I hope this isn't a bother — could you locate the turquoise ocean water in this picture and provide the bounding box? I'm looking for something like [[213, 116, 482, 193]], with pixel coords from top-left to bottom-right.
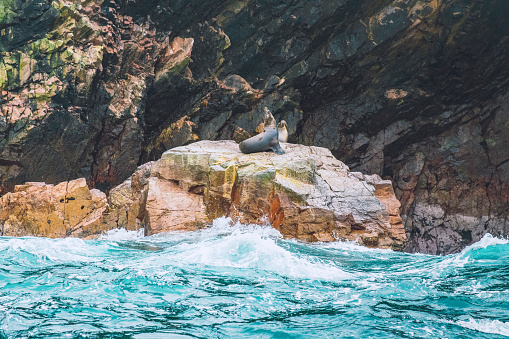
[[1, 217, 508, 338]]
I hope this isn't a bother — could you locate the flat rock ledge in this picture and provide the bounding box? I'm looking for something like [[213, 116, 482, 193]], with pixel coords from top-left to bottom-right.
[[0, 141, 406, 249]]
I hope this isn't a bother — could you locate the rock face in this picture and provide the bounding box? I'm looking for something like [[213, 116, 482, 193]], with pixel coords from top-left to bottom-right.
[[0, 0, 508, 253], [0, 178, 110, 238], [108, 140, 406, 249]]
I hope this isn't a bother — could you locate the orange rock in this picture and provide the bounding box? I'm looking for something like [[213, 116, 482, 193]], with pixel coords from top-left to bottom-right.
[[143, 177, 209, 235], [0, 178, 110, 238]]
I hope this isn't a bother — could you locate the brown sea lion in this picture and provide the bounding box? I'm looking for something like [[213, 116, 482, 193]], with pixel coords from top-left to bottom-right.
[[278, 120, 288, 143]]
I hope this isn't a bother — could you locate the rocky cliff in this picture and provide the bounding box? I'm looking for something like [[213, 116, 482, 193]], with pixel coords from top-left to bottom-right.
[[0, 0, 508, 254]]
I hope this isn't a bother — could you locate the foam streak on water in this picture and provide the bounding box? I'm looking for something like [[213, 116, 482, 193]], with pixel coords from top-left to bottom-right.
[[0, 218, 508, 338]]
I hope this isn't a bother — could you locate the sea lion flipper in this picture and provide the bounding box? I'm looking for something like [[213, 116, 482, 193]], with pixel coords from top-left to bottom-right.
[[272, 144, 285, 155]]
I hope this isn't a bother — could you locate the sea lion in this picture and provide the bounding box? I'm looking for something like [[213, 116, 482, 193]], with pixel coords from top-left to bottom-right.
[[263, 107, 277, 128], [277, 120, 288, 143], [255, 108, 276, 133], [239, 126, 285, 155]]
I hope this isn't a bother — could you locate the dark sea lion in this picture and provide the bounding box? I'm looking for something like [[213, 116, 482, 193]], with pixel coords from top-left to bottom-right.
[[239, 126, 285, 155], [278, 120, 288, 143], [263, 107, 277, 128]]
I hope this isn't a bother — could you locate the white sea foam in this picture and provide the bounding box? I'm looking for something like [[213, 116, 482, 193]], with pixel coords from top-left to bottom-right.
[[0, 237, 103, 263], [434, 233, 509, 272], [462, 233, 509, 251], [160, 217, 352, 281], [202, 216, 283, 239], [433, 252, 470, 272], [317, 238, 396, 256], [318, 239, 375, 251], [99, 228, 145, 241], [456, 318, 509, 336]]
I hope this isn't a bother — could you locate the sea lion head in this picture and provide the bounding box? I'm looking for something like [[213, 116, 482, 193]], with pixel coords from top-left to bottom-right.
[[263, 107, 277, 128]]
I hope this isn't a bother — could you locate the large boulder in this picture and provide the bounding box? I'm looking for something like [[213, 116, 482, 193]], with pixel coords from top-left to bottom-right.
[[0, 178, 110, 238], [109, 140, 406, 249]]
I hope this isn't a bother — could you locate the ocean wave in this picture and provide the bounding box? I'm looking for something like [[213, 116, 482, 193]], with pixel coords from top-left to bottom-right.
[[431, 233, 509, 272], [139, 217, 352, 281], [99, 227, 146, 241], [456, 318, 509, 337], [464, 233, 509, 250], [0, 237, 106, 263], [1, 222, 508, 338], [453, 233, 509, 263]]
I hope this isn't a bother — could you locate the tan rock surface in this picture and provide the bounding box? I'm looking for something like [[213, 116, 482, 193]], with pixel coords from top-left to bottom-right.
[[0, 178, 111, 238]]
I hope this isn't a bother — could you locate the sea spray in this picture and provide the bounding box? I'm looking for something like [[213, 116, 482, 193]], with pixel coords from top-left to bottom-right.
[[0, 221, 508, 338]]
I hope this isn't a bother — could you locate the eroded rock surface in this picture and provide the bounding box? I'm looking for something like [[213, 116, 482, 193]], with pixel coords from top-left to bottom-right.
[[0, 178, 110, 238], [107, 141, 406, 249]]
